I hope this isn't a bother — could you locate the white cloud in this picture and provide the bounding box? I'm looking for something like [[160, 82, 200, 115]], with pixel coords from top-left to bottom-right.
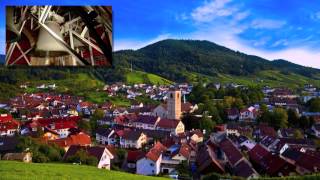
[[234, 11, 250, 21], [115, 0, 320, 69], [191, 0, 235, 23], [251, 19, 286, 29], [114, 34, 172, 51], [175, 13, 189, 21], [186, 27, 320, 68], [311, 11, 320, 20], [271, 39, 289, 47]]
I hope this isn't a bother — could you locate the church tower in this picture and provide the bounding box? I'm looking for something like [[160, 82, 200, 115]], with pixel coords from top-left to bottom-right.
[[167, 89, 181, 120]]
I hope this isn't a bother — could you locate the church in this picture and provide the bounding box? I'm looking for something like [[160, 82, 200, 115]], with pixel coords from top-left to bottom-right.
[[152, 89, 198, 120]]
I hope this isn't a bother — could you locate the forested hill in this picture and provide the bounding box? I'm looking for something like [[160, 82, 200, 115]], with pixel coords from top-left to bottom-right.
[[114, 39, 320, 82], [1, 39, 320, 87]]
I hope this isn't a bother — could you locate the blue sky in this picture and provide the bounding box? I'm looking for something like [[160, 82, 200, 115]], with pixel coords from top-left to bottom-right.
[[0, 0, 320, 68]]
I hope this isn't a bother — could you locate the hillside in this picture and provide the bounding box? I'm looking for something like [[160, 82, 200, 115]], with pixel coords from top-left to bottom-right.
[[1, 39, 320, 94], [114, 39, 320, 86], [0, 161, 166, 180], [126, 70, 173, 85]]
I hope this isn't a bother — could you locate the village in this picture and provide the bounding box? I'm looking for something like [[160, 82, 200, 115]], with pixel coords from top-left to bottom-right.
[[0, 82, 320, 179]]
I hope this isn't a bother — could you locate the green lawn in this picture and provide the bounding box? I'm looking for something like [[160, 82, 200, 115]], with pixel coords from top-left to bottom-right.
[[126, 70, 173, 85], [0, 161, 167, 180], [189, 70, 320, 88]]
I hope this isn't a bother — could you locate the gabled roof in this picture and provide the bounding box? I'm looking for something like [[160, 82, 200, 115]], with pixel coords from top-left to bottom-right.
[[0, 114, 20, 131], [219, 139, 243, 166], [261, 153, 288, 175], [96, 128, 112, 137], [295, 152, 320, 172], [122, 130, 145, 141], [145, 142, 167, 162], [177, 143, 191, 158], [157, 118, 180, 129], [248, 144, 269, 165], [63, 145, 113, 162], [196, 144, 225, 174], [50, 132, 91, 148], [133, 115, 159, 125], [233, 160, 257, 178], [257, 124, 277, 137]]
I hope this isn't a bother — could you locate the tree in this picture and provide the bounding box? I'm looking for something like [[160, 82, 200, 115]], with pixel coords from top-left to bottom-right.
[[298, 116, 311, 129], [199, 114, 215, 134], [309, 98, 320, 112], [33, 152, 49, 163], [66, 149, 98, 166], [176, 160, 191, 177], [270, 108, 288, 129], [287, 109, 299, 127], [293, 130, 304, 139], [90, 109, 105, 135], [258, 104, 271, 124], [77, 119, 91, 132]]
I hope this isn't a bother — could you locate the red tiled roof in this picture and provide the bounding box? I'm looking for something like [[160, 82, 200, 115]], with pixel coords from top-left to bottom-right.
[[248, 144, 269, 165], [146, 142, 167, 162], [178, 143, 191, 158], [261, 153, 287, 175], [50, 132, 91, 148], [0, 114, 13, 122], [295, 153, 320, 172], [157, 118, 180, 129], [133, 115, 159, 125], [219, 139, 243, 166], [0, 114, 20, 132], [258, 124, 277, 137]]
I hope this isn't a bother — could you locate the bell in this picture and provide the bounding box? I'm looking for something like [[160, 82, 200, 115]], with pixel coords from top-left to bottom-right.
[[34, 21, 69, 57], [6, 7, 21, 43]]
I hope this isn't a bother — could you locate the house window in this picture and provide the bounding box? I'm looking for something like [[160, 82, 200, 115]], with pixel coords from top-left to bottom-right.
[[150, 163, 154, 167], [170, 93, 173, 99]]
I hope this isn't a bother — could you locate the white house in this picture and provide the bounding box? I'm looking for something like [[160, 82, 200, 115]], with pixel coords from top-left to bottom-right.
[[156, 119, 185, 135], [136, 142, 167, 175], [239, 107, 257, 121], [132, 115, 160, 130], [96, 128, 114, 145], [120, 130, 147, 149]]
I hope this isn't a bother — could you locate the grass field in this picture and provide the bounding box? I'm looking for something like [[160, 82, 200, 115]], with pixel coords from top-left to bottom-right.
[[126, 70, 173, 85], [188, 70, 320, 88], [0, 161, 166, 180]]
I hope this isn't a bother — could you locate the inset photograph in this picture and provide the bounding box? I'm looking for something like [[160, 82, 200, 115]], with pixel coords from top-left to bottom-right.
[[5, 6, 112, 66]]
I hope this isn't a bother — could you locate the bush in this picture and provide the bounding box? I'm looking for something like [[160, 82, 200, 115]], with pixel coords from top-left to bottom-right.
[[33, 152, 49, 163], [65, 149, 98, 166]]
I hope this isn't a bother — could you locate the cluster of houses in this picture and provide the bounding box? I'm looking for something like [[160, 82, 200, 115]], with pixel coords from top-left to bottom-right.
[[1, 83, 320, 179], [103, 83, 192, 101], [197, 123, 320, 178]]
